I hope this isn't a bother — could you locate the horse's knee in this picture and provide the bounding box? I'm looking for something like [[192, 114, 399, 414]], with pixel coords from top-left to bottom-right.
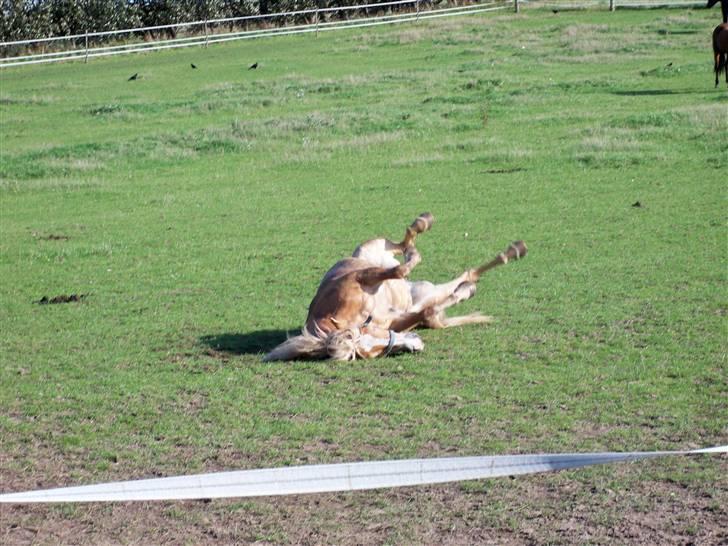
[[422, 307, 446, 329]]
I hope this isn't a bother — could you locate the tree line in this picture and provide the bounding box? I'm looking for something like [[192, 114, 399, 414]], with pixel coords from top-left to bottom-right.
[[1, 0, 420, 43]]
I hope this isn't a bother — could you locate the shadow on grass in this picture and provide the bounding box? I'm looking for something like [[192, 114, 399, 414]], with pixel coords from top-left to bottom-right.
[[200, 329, 295, 355], [611, 90, 675, 96], [656, 29, 699, 35], [611, 89, 702, 96]]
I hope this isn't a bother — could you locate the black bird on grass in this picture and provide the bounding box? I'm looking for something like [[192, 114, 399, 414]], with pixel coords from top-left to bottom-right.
[[191, 63, 197, 69], [128, 73, 138, 81], [249, 62, 258, 70]]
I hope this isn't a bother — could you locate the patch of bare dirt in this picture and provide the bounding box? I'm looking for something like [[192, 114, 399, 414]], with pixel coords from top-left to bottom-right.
[[35, 294, 87, 305]]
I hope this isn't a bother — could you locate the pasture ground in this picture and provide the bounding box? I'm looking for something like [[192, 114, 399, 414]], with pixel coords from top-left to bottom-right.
[[1, 6, 727, 545]]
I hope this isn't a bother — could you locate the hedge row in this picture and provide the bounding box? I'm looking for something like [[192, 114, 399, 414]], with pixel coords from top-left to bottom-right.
[[1, 0, 416, 43]]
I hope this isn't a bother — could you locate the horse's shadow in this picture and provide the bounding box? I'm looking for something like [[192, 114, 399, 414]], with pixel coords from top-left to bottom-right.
[[200, 329, 295, 356]]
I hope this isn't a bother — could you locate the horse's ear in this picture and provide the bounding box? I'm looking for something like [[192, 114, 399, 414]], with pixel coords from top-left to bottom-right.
[[263, 333, 327, 361]]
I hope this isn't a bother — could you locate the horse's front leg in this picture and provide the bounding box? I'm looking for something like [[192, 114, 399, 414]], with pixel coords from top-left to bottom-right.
[[356, 245, 422, 288], [717, 53, 721, 87], [352, 213, 433, 266]]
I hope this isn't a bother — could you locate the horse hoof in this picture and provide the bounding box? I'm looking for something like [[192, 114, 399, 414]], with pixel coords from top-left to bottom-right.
[[411, 212, 435, 234], [454, 281, 477, 301]]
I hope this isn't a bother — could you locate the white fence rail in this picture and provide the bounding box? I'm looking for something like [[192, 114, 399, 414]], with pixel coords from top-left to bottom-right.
[[0, 0, 710, 68], [0, 1, 511, 68]]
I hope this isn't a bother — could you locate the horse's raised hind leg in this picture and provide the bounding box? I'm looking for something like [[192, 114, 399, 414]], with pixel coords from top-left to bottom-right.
[[422, 282, 494, 329], [408, 274, 472, 313], [388, 279, 484, 332], [408, 240, 527, 314], [465, 240, 528, 283], [425, 310, 494, 329]]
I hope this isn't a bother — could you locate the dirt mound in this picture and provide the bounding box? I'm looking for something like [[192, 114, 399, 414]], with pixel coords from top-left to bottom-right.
[[36, 294, 87, 305]]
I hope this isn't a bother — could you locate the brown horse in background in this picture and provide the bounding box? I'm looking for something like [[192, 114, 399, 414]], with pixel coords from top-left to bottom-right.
[[707, 0, 728, 24], [713, 23, 728, 87]]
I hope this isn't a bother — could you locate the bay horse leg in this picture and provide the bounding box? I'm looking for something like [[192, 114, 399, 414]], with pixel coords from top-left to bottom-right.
[[716, 52, 721, 87]]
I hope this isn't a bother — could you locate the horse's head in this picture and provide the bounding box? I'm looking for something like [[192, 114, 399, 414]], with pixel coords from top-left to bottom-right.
[[263, 326, 423, 362]]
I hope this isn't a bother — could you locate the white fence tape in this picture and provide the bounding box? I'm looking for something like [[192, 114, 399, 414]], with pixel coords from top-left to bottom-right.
[[1, 446, 725, 503]]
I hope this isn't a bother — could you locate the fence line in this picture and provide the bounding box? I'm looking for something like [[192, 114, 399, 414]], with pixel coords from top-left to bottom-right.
[[0, 1, 510, 68], [0, 0, 710, 68], [0, 0, 420, 48]]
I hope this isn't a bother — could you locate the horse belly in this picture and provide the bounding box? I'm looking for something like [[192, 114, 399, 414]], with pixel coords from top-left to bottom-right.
[[374, 279, 413, 314]]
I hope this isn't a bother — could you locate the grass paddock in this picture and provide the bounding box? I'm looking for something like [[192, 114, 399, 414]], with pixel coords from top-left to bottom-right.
[[1, 6, 726, 545]]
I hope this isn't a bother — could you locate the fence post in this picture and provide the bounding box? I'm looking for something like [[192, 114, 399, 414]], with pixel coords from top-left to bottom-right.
[[315, 8, 319, 37], [609, 0, 615, 11], [84, 30, 89, 63], [515, 0, 520, 14], [204, 17, 209, 48], [416, 0, 420, 22]]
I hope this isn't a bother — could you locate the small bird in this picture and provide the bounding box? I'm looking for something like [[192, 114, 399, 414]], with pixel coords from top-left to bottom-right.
[[665, 62, 673, 68], [191, 63, 197, 69], [248, 62, 258, 70], [128, 73, 138, 81], [552, 9, 559, 14], [632, 201, 642, 208]]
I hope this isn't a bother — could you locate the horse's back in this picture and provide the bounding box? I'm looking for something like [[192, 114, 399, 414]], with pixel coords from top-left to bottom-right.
[[714, 23, 728, 49], [319, 258, 376, 286]]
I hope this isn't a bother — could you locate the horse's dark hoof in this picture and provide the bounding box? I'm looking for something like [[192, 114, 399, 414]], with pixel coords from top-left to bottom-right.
[[454, 281, 477, 302], [411, 212, 434, 234]]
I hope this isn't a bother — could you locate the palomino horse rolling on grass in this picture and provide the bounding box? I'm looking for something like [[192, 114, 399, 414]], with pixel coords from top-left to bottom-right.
[[264, 213, 527, 361], [707, 0, 728, 24], [713, 23, 728, 87]]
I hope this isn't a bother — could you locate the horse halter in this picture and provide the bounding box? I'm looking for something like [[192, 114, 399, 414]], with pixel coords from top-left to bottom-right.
[[381, 330, 397, 357], [357, 315, 397, 358]]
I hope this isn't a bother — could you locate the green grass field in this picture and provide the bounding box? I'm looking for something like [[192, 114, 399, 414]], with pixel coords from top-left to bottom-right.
[[1, 5, 726, 545]]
